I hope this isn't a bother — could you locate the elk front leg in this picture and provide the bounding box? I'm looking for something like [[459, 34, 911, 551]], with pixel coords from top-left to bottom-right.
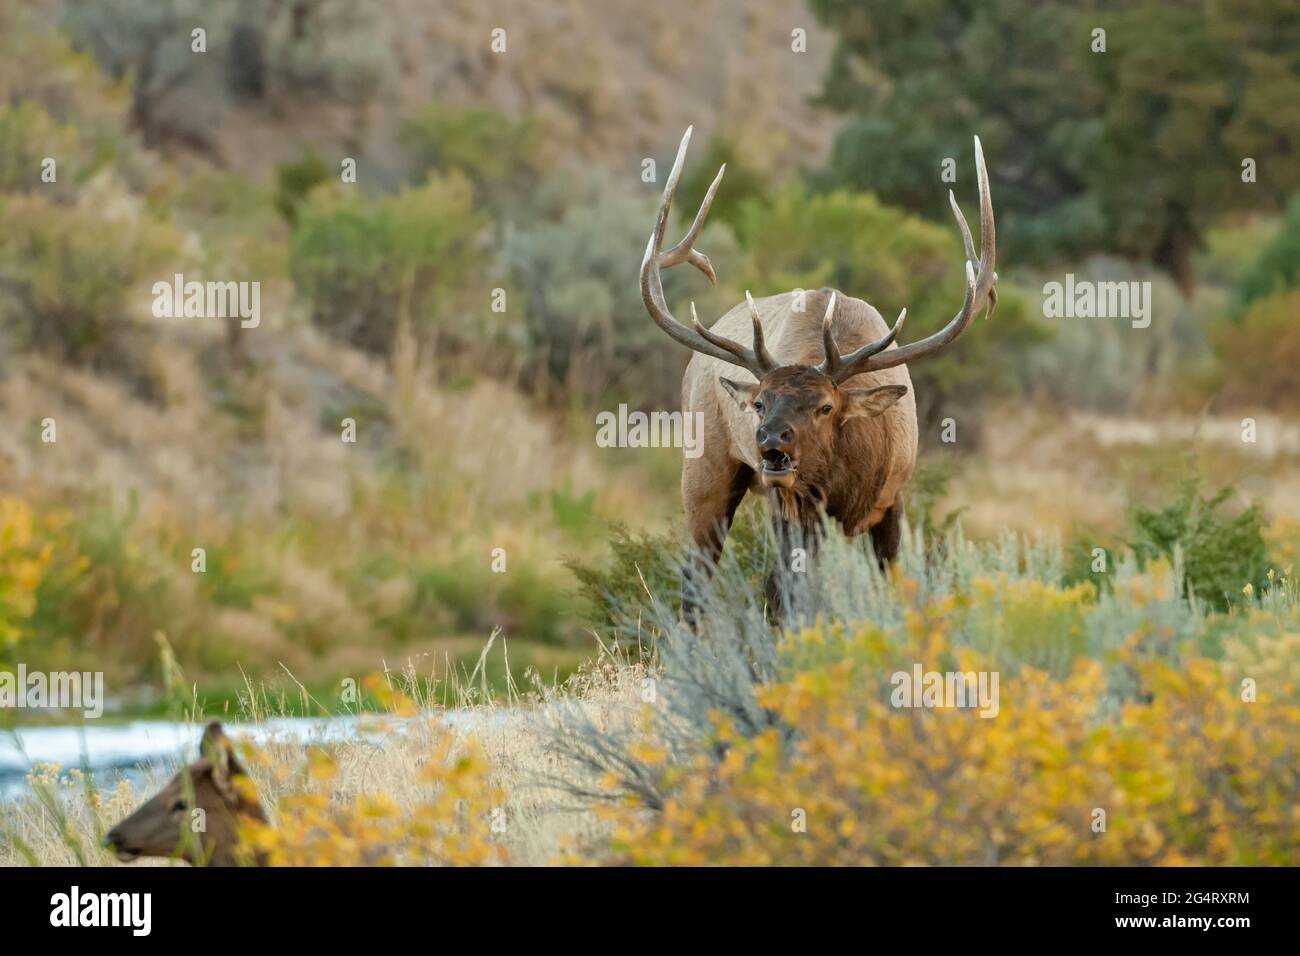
[[681, 464, 751, 625], [869, 494, 904, 565]]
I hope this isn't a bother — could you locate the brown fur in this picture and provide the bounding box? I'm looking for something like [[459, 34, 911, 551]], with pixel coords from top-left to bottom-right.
[[682, 287, 916, 575], [104, 721, 267, 867]]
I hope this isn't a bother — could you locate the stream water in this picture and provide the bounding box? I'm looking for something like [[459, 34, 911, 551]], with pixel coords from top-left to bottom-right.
[[0, 716, 444, 799]]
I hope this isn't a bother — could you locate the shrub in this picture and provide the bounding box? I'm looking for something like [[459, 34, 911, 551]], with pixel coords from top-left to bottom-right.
[[1234, 191, 1300, 313], [244, 0, 390, 103], [502, 173, 740, 407], [0, 497, 56, 658], [1199, 558, 1300, 701], [290, 174, 493, 355], [0, 191, 177, 364], [61, 0, 222, 147], [0, 103, 81, 195], [1223, 616, 1300, 705], [407, 555, 570, 646], [1264, 517, 1300, 576], [605, 630, 1300, 865], [551, 520, 1300, 863], [1063, 533, 1116, 597], [568, 505, 773, 638], [1128, 479, 1270, 612], [1211, 288, 1300, 411], [65, 0, 387, 147], [568, 524, 680, 635], [960, 575, 1095, 677], [274, 151, 330, 225], [399, 106, 540, 211], [905, 458, 963, 538], [549, 524, 1300, 865], [737, 185, 956, 312], [240, 727, 507, 866], [1021, 257, 1201, 414], [21, 494, 189, 679]]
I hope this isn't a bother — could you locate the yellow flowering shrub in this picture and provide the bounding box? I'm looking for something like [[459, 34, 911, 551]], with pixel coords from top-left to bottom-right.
[[1215, 565, 1300, 702], [240, 732, 508, 866], [961, 574, 1094, 674], [0, 496, 57, 650], [1264, 516, 1300, 575], [1224, 624, 1300, 702], [607, 618, 1300, 866]]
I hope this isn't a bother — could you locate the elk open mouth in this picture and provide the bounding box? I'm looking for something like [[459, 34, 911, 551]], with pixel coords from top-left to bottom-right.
[[760, 449, 798, 488]]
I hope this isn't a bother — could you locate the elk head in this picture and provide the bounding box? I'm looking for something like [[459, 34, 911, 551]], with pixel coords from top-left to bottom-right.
[[640, 127, 997, 494], [718, 354, 910, 492], [104, 721, 266, 867]]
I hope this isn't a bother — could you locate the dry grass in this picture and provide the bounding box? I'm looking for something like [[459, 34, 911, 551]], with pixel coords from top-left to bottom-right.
[[946, 403, 1300, 539], [0, 641, 653, 867], [0, 310, 675, 683], [1, 321, 667, 529]]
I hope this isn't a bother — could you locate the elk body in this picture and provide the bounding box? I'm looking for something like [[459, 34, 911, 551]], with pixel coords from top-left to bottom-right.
[[104, 721, 267, 867], [641, 128, 997, 616]]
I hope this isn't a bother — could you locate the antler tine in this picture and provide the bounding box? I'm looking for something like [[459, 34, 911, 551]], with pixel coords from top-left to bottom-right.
[[972, 134, 998, 315], [639, 127, 782, 379], [949, 189, 977, 270], [826, 134, 996, 382], [691, 302, 776, 375], [745, 291, 779, 373], [818, 292, 842, 374], [947, 147, 997, 316], [660, 163, 725, 282], [817, 292, 907, 377]]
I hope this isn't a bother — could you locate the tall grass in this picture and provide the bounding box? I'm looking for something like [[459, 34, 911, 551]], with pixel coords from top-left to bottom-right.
[[0, 636, 645, 866]]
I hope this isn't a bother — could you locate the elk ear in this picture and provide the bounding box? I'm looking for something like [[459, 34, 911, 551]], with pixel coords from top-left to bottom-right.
[[840, 384, 908, 422], [719, 377, 759, 410], [200, 721, 241, 796]]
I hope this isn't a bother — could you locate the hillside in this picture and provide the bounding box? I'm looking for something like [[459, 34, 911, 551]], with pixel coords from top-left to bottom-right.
[[60, 0, 839, 181], [2, 0, 1299, 707]]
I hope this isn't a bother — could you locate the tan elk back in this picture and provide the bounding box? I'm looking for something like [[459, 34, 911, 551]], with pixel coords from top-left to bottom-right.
[[104, 721, 267, 867]]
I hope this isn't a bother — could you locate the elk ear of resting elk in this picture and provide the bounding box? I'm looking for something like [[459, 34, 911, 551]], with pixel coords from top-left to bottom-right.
[[639, 126, 997, 620], [103, 720, 268, 867]]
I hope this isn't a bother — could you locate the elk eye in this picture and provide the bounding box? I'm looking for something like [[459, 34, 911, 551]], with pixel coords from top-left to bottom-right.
[[753, 401, 764, 413], [819, 404, 833, 416], [172, 799, 187, 813]]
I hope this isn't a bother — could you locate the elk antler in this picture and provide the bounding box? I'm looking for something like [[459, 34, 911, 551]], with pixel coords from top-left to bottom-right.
[[640, 127, 780, 380], [817, 135, 998, 384]]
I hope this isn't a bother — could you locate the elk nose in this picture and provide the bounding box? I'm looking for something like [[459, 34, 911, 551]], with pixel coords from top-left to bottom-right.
[[757, 426, 793, 450]]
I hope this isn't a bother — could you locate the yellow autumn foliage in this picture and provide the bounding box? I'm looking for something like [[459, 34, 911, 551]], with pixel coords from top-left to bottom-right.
[[239, 731, 508, 866], [607, 615, 1300, 866], [0, 496, 57, 650]]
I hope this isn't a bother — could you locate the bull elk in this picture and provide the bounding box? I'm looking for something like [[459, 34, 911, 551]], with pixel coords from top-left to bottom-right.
[[104, 721, 267, 867], [641, 127, 997, 617]]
